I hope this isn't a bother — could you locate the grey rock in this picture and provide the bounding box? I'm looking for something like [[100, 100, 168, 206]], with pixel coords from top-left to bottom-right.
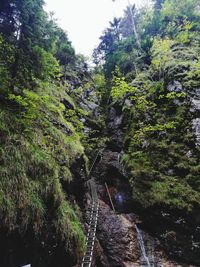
[[191, 88, 200, 145], [97, 200, 140, 266], [124, 99, 133, 107], [167, 81, 183, 92], [193, 118, 200, 145], [86, 101, 98, 111]]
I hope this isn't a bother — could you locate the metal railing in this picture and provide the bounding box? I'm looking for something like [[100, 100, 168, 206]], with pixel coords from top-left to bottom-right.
[[81, 150, 103, 267], [81, 179, 99, 267]]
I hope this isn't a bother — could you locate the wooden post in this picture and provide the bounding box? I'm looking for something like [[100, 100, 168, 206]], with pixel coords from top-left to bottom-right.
[[105, 182, 115, 212]]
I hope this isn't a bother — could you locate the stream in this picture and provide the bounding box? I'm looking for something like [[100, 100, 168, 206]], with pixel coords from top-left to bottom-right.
[[92, 149, 196, 267], [135, 225, 152, 267]]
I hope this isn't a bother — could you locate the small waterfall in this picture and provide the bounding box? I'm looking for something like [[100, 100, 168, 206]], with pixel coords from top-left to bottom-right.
[[135, 225, 152, 267], [117, 153, 121, 166]]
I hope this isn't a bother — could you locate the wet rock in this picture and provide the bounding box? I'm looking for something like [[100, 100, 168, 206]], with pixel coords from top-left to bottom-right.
[[93, 240, 110, 267], [96, 200, 140, 266], [94, 149, 133, 214], [95, 150, 125, 184]]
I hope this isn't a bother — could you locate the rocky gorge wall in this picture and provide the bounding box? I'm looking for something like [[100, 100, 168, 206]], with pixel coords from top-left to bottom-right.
[[84, 145, 196, 267], [81, 83, 200, 266]]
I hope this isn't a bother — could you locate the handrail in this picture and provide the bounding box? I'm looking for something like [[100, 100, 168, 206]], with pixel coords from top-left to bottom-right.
[[88, 149, 104, 178], [81, 149, 103, 267]]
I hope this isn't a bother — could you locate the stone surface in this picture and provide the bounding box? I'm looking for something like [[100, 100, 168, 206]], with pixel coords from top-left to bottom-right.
[[167, 81, 183, 92], [107, 104, 124, 150], [96, 200, 140, 267], [191, 89, 200, 145], [92, 147, 198, 267]]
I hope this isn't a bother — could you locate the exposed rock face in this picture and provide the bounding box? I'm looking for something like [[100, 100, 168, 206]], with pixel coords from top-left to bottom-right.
[[96, 200, 140, 267], [193, 117, 200, 144], [94, 149, 132, 213], [96, 150, 124, 180], [79, 87, 100, 116], [167, 81, 183, 92], [91, 145, 199, 267], [93, 238, 112, 267], [107, 103, 124, 151], [191, 89, 200, 145], [82, 79, 200, 266], [94, 200, 191, 267]]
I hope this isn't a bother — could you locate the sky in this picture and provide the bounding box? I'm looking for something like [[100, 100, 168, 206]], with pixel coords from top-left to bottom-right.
[[44, 0, 142, 58]]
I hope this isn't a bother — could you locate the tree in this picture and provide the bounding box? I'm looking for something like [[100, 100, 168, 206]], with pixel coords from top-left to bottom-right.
[[0, 0, 77, 88], [93, 17, 121, 78], [153, 0, 165, 11]]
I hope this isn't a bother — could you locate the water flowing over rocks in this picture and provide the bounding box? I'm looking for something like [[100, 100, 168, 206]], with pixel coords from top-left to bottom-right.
[[96, 200, 140, 266], [88, 139, 195, 266]]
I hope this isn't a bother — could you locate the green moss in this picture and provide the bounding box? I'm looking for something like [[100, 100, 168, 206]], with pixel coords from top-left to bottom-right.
[[0, 81, 86, 256], [55, 201, 85, 254], [132, 178, 200, 211], [122, 52, 200, 213]]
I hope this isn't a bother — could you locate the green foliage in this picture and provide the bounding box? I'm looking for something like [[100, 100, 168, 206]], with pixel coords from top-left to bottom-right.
[[159, 91, 186, 100], [0, 0, 99, 262], [161, 0, 200, 21], [111, 67, 137, 100], [185, 57, 200, 88], [32, 46, 61, 80], [0, 0, 76, 88], [151, 38, 174, 74], [0, 35, 14, 90], [93, 72, 106, 96], [65, 108, 87, 134], [55, 200, 85, 253], [0, 81, 86, 257], [96, 0, 200, 216]]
